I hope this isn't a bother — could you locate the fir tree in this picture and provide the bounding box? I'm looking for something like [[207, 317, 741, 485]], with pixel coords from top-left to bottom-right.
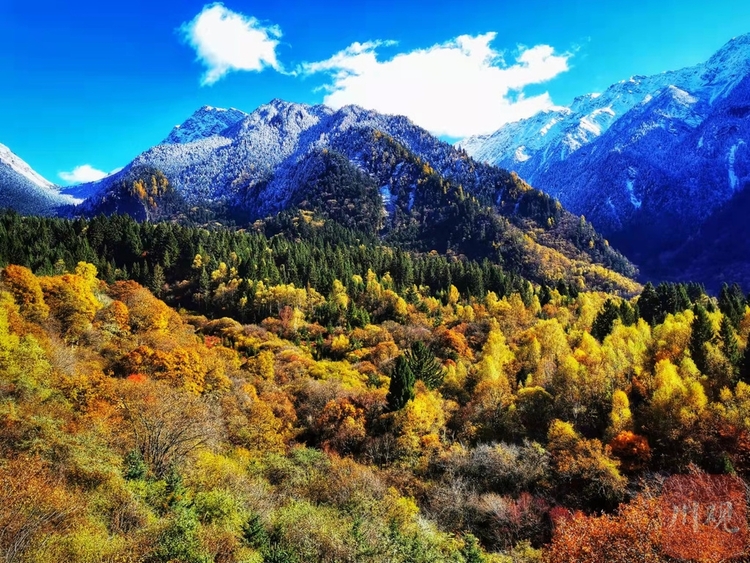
[[638, 282, 660, 325], [242, 513, 269, 549], [592, 299, 620, 342], [406, 341, 445, 390], [720, 315, 741, 376], [123, 449, 148, 480], [150, 263, 166, 297], [618, 300, 636, 326], [386, 355, 415, 412], [461, 534, 485, 563], [690, 304, 714, 375], [538, 284, 552, 307], [740, 343, 750, 385]]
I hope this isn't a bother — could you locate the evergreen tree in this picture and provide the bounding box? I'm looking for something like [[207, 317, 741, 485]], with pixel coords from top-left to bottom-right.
[[690, 304, 714, 375], [618, 300, 636, 327], [386, 355, 415, 412], [150, 263, 166, 298], [538, 284, 552, 307], [719, 283, 746, 328], [674, 284, 691, 312], [638, 282, 660, 325], [123, 449, 148, 480], [591, 299, 620, 342], [406, 341, 445, 390], [720, 315, 741, 376], [460, 534, 485, 563], [242, 513, 269, 549], [739, 343, 750, 385]]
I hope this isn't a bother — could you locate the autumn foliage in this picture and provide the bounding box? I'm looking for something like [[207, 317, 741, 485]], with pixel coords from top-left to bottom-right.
[[1, 256, 750, 562]]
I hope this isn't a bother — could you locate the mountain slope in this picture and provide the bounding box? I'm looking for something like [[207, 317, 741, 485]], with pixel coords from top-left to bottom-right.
[[76, 100, 638, 293], [0, 143, 81, 215], [460, 33, 750, 281]]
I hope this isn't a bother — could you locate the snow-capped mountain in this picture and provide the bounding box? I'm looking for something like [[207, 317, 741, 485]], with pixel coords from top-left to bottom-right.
[[459, 33, 750, 270], [72, 98, 636, 288], [163, 106, 249, 145], [76, 99, 507, 216], [0, 143, 81, 215]]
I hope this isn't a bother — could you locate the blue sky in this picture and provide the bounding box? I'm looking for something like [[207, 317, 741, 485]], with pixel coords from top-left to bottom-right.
[[2, 0, 750, 184]]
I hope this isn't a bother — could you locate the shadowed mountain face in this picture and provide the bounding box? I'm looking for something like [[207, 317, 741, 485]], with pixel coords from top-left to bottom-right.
[[461, 34, 750, 288]]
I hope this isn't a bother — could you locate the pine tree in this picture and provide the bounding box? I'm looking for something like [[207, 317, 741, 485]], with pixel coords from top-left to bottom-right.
[[592, 299, 620, 342], [690, 304, 714, 375], [618, 300, 636, 326], [242, 513, 269, 549], [386, 355, 415, 412], [638, 282, 660, 325], [406, 341, 445, 390], [539, 284, 552, 307], [719, 283, 745, 328], [123, 449, 148, 480], [720, 315, 741, 377], [150, 263, 166, 297]]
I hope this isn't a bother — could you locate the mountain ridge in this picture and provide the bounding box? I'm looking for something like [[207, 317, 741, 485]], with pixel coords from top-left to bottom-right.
[[459, 33, 750, 289], [0, 143, 81, 215]]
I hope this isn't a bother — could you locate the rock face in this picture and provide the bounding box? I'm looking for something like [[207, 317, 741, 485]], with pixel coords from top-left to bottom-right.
[[0, 143, 80, 215], [460, 34, 750, 276]]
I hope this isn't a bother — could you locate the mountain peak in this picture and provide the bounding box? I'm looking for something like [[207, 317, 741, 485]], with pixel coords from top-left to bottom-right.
[[163, 106, 248, 145], [0, 143, 55, 190]]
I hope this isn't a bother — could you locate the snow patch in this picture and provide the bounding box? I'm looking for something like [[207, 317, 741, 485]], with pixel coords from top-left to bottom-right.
[[728, 140, 745, 191], [379, 184, 393, 215], [514, 146, 531, 162], [626, 179, 641, 208]]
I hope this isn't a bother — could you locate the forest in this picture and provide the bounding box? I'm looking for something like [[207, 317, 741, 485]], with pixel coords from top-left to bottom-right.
[[1, 205, 750, 562]]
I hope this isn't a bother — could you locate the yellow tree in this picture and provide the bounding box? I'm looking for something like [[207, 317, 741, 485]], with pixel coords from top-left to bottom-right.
[[1, 265, 49, 323]]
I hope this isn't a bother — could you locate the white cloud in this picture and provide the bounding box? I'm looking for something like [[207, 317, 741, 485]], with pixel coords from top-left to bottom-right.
[[59, 165, 108, 184], [180, 3, 282, 86], [302, 33, 571, 137]]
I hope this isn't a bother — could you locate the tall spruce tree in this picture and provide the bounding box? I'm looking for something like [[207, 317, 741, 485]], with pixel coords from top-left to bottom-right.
[[406, 341, 445, 390], [592, 299, 620, 342], [720, 315, 741, 377], [638, 282, 660, 326], [690, 304, 714, 375], [740, 343, 750, 385], [386, 355, 415, 412]]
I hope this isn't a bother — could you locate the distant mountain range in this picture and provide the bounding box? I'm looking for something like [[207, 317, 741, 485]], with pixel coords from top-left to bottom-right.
[[7, 33, 750, 290], [0, 101, 637, 293], [460, 33, 750, 289]]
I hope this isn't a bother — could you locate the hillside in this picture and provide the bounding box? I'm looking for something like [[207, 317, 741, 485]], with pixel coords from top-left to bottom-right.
[[0, 223, 748, 562], [0, 143, 81, 215], [461, 34, 750, 286], [65, 101, 637, 293]]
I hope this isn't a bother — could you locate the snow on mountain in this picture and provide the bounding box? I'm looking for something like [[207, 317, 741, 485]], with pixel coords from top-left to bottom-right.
[[0, 143, 55, 191], [461, 34, 750, 182], [163, 106, 248, 144], [0, 143, 81, 215], [76, 99, 494, 216], [459, 33, 750, 269]]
